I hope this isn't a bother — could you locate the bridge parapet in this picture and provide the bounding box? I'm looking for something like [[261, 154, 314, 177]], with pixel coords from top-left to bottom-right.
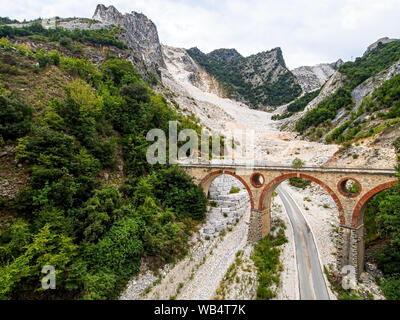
[[178, 162, 396, 175]]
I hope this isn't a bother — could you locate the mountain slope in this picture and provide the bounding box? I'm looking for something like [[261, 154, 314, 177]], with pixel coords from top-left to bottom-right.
[[186, 47, 302, 109], [275, 39, 400, 147], [162, 45, 226, 97], [0, 18, 208, 300]]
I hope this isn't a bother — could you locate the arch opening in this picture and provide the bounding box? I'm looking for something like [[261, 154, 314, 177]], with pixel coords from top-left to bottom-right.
[[352, 181, 398, 228], [257, 173, 342, 293], [351, 180, 398, 278], [199, 171, 252, 241], [200, 170, 255, 209], [258, 173, 345, 224]]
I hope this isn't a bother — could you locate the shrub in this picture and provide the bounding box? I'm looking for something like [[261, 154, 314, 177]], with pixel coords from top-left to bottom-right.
[[74, 186, 123, 243], [147, 166, 207, 221], [54, 79, 102, 145], [380, 275, 400, 300], [287, 89, 321, 113], [0, 94, 32, 140], [0, 219, 31, 265], [0, 224, 77, 300], [292, 157, 305, 168], [135, 198, 187, 261], [229, 187, 241, 194], [121, 82, 150, 104], [85, 215, 143, 273], [101, 59, 140, 86], [60, 56, 100, 83], [289, 177, 311, 189], [35, 49, 60, 68], [15, 126, 77, 167]]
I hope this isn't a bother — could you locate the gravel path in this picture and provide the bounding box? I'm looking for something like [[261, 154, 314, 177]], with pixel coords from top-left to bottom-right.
[[122, 209, 251, 300], [178, 210, 250, 299]]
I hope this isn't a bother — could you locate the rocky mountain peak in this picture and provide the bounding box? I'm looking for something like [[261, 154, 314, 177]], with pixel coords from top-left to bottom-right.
[[364, 37, 398, 55], [93, 4, 121, 22], [331, 58, 344, 69], [250, 47, 286, 69], [291, 59, 343, 93], [187, 46, 301, 108], [92, 4, 165, 70], [208, 48, 242, 62]]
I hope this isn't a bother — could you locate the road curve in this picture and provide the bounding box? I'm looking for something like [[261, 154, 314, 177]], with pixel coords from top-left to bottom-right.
[[276, 185, 330, 300]]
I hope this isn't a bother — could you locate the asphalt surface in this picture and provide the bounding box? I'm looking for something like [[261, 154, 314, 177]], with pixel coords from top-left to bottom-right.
[[276, 185, 330, 300]]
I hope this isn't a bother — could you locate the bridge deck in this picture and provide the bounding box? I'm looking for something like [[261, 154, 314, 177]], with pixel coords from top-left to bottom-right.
[[178, 163, 396, 175]]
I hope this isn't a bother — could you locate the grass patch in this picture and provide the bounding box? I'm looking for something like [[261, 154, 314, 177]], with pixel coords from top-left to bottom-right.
[[323, 266, 364, 300], [251, 222, 287, 300]]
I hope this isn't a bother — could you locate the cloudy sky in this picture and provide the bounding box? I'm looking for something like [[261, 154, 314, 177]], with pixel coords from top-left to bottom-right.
[[1, 0, 399, 68]]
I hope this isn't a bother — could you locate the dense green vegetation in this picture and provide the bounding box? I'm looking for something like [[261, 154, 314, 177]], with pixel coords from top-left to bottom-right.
[[0, 22, 127, 49], [272, 89, 321, 121], [251, 219, 287, 299], [374, 73, 400, 119], [364, 138, 400, 299], [287, 89, 321, 113], [0, 95, 32, 140], [271, 112, 292, 121], [295, 88, 353, 133], [324, 73, 400, 144], [340, 41, 400, 89], [0, 17, 19, 25], [187, 47, 301, 108], [296, 40, 400, 135], [0, 34, 207, 299]]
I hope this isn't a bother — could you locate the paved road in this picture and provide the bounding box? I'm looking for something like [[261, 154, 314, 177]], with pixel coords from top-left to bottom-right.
[[276, 185, 330, 300]]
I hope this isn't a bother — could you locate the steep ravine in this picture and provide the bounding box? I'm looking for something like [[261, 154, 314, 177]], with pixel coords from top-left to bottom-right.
[[120, 40, 394, 300], [78, 5, 396, 301]]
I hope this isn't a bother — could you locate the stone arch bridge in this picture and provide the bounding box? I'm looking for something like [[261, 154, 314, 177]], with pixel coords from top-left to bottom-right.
[[180, 163, 397, 277]]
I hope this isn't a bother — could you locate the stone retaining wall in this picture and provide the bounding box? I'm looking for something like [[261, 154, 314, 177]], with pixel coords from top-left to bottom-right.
[[200, 175, 250, 240]]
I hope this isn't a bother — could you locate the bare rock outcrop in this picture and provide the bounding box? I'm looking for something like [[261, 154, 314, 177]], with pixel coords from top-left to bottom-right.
[[162, 45, 225, 97], [351, 59, 400, 108], [92, 4, 165, 71], [291, 59, 343, 93]]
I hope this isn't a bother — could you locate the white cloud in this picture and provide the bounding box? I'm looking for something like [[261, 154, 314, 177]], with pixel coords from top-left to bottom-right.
[[1, 0, 399, 68]]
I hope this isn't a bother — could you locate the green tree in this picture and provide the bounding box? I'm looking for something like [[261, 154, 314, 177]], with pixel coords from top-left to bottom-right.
[[0, 94, 32, 140]]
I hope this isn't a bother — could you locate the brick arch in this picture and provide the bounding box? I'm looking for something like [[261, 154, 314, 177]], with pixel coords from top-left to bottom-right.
[[258, 173, 345, 224], [351, 180, 398, 228], [258, 173, 297, 211], [199, 170, 255, 209]]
